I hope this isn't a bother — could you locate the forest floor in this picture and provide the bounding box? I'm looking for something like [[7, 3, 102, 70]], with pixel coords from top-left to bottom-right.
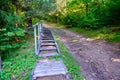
[[44, 22, 120, 80]]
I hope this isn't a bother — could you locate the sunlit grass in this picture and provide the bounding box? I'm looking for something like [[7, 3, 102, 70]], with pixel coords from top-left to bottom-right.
[[67, 26, 120, 42], [32, 18, 40, 24]]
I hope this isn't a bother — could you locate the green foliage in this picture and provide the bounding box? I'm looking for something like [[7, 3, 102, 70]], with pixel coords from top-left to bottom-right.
[[0, 1, 26, 55], [79, 14, 99, 29], [32, 18, 40, 24], [0, 27, 25, 51], [68, 26, 120, 42], [52, 0, 120, 29], [1, 34, 36, 80], [0, 70, 11, 80]]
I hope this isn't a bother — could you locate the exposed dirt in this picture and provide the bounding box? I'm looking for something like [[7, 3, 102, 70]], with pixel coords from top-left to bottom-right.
[[44, 23, 120, 80]]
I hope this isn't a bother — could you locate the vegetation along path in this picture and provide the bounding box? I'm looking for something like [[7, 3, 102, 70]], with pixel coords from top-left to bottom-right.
[[44, 23, 120, 80]]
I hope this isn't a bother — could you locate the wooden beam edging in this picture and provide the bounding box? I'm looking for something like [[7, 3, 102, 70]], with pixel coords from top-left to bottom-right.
[[51, 31, 61, 54]]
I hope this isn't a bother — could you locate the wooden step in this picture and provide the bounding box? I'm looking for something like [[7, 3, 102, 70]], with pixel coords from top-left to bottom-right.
[[41, 40, 55, 42], [41, 39, 53, 40], [40, 50, 58, 54], [42, 35, 52, 37], [32, 59, 68, 80], [38, 53, 58, 57], [41, 42, 55, 44], [42, 36, 53, 38], [40, 47, 57, 51], [41, 38, 53, 40], [41, 43, 56, 46], [43, 31, 51, 34]]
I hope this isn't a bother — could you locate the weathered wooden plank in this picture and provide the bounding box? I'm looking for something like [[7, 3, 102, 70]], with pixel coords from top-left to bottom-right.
[[32, 59, 68, 80], [41, 43, 55, 46], [41, 40, 55, 42], [36, 75, 66, 80], [38, 53, 58, 57], [40, 47, 57, 51]]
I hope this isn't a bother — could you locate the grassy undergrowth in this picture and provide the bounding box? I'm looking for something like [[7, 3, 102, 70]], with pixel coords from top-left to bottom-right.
[[51, 22, 120, 42], [53, 33, 83, 80], [0, 31, 36, 80], [68, 26, 120, 42]]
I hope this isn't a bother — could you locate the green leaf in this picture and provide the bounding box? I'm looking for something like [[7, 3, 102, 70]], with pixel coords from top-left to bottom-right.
[[15, 28, 25, 37], [6, 32, 15, 37]]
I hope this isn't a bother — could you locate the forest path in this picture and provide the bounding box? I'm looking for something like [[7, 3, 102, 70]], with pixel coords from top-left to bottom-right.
[[43, 22, 120, 80]]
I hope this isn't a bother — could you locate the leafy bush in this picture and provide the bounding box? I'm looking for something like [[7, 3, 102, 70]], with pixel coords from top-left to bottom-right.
[[0, 1, 26, 55], [0, 27, 25, 51], [79, 14, 100, 29], [51, 0, 120, 30], [1, 33, 36, 80]]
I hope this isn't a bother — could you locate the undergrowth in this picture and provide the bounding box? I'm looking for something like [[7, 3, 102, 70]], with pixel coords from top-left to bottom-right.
[[53, 33, 83, 80], [67, 26, 120, 42], [0, 31, 36, 80], [50, 22, 120, 42]]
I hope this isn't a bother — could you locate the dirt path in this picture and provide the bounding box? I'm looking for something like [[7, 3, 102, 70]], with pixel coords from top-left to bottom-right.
[[44, 23, 120, 80]]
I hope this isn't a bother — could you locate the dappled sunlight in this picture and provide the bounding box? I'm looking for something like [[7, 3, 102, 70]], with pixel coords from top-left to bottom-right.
[[72, 39, 78, 42], [95, 34, 105, 40], [111, 58, 120, 63], [86, 38, 95, 41], [95, 33, 120, 42], [55, 38, 59, 41], [38, 59, 49, 63], [43, 22, 55, 28]]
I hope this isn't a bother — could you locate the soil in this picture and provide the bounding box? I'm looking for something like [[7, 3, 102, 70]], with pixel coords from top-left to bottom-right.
[[44, 23, 120, 80]]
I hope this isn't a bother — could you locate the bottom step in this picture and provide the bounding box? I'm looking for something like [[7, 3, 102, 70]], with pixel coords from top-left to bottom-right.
[[31, 59, 69, 80], [40, 47, 57, 51], [35, 74, 65, 80], [38, 53, 58, 57]]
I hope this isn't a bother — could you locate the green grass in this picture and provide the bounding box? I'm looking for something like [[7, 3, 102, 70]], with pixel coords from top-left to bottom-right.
[[67, 26, 120, 42], [53, 33, 83, 80], [1, 31, 37, 80], [52, 22, 120, 42]]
